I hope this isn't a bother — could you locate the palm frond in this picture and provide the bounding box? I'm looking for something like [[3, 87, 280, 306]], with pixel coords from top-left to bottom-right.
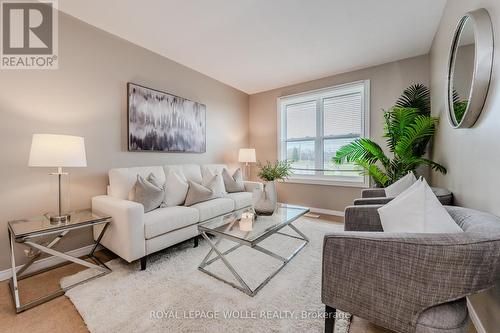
[[333, 138, 390, 168], [394, 116, 439, 157], [356, 160, 390, 187], [384, 107, 420, 151], [395, 83, 430, 115], [405, 157, 447, 175]]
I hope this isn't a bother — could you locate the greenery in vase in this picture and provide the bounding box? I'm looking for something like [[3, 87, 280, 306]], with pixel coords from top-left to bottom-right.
[[333, 84, 447, 187], [257, 160, 293, 182]]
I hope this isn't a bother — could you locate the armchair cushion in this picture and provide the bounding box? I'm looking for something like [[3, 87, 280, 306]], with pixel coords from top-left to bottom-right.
[[416, 298, 468, 332]]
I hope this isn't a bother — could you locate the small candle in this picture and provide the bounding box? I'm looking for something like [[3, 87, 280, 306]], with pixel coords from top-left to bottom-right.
[[239, 216, 253, 231]]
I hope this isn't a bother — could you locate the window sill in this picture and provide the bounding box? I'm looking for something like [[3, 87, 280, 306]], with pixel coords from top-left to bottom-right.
[[283, 176, 369, 188]]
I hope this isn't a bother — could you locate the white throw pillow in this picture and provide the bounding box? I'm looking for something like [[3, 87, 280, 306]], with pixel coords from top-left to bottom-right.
[[378, 179, 462, 233], [202, 168, 227, 197], [378, 178, 425, 232], [384, 172, 417, 198], [164, 171, 189, 206]]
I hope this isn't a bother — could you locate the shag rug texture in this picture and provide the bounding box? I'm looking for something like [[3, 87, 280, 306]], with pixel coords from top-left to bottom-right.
[[62, 217, 351, 333]]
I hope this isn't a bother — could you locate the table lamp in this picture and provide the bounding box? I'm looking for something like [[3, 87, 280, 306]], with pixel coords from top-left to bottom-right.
[[238, 148, 256, 180], [28, 134, 87, 223]]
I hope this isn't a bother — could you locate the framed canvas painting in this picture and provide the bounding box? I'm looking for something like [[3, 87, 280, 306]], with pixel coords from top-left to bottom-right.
[[127, 83, 206, 153]]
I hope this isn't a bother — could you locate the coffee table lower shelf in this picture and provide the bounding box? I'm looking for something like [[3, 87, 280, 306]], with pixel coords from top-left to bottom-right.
[[198, 222, 309, 297]]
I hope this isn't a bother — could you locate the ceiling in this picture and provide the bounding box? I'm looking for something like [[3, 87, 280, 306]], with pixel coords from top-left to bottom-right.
[[59, 0, 447, 94]]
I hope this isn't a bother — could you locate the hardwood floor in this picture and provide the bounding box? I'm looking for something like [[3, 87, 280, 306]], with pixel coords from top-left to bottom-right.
[[0, 216, 476, 333]]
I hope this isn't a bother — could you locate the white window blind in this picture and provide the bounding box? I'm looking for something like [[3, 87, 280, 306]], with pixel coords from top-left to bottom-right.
[[323, 93, 362, 137], [286, 101, 316, 139], [278, 80, 370, 187]]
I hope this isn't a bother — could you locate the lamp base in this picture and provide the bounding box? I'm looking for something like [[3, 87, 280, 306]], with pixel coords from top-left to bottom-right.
[[49, 214, 71, 225]]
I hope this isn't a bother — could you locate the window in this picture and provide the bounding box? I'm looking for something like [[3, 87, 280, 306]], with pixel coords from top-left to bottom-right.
[[278, 80, 370, 187]]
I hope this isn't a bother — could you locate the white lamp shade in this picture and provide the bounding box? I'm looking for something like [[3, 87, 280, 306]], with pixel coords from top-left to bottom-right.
[[29, 134, 87, 167], [238, 148, 256, 163]]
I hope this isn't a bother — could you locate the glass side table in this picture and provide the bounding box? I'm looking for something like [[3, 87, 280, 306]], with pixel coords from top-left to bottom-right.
[[7, 209, 112, 313]]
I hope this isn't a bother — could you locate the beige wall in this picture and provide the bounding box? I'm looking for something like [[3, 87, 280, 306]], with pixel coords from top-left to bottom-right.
[[0, 13, 249, 270], [249, 55, 430, 213], [429, 0, 500, 330]]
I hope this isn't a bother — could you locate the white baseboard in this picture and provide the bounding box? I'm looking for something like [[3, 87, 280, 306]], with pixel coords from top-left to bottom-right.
[[308, 207, 345, 217], [0, 244, 101, 282], [467, 298, 486, 333]]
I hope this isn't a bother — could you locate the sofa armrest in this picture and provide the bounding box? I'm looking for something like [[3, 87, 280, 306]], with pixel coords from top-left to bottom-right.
[[92, 195, 146, 262], [344, 205, 384, 231], [361, 188, 386, 198], [244, 181, 263, 193], [322, 232, 500, 333], [353, 197, 392, 206]]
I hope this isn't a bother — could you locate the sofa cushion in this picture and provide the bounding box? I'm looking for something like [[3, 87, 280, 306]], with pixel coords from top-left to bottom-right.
[[109, 166, 166, 200], [416, 298, 468, 332], [144, 206, 199, 239], [191, 198, 234, 221], [226, 192, 253, 210], [163, 164, 203, 184], [201, 164, 227, 178]]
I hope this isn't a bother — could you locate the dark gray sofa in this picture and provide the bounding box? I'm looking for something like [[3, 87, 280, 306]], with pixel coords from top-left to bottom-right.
[[322, 205, 500, 333]]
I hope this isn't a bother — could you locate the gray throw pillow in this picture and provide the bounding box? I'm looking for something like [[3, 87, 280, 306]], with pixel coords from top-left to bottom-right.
[[132, 174, 164, 212], [147, 173, 167, 208], [184, 178, 217, 206], [222, 168, 245, 193]]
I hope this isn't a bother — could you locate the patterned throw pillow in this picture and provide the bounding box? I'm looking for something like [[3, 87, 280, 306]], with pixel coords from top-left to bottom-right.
[[222, 168, 245, 193]]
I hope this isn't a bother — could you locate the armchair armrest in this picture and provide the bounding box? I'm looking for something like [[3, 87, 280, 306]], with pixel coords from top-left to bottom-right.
[[353, 197, 392, 206], [92, 195, 146, 262], [361, 188, 386, 198], [344, 205, 383, 231], [322, 232, 500, 333], [244, 181, 263, 193]]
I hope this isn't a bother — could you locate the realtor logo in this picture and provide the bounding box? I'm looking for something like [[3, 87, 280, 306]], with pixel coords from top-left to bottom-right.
[[1, 0, 58, 69]]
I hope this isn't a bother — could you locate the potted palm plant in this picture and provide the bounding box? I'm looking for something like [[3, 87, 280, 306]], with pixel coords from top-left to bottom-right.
[[254, 160, 293, 215], [333, 84, 446, 186]]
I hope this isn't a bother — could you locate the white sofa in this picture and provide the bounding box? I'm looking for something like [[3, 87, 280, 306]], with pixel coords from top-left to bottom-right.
[[92, 164, 262, 270]]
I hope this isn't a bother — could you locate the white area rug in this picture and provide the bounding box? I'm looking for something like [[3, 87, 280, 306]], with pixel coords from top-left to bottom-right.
[[62, 218, 350, 333]]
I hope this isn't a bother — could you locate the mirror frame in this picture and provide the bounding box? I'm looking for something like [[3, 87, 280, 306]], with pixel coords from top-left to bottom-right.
[[447, 8, 493, 128]]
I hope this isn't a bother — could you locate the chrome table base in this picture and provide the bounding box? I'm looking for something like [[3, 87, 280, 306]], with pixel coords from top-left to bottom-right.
[[8, 223, 111, 313], [198, 222, 309, 297]]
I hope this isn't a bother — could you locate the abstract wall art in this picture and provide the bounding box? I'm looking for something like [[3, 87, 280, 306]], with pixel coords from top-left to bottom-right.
[[127, 83, 206, 153]]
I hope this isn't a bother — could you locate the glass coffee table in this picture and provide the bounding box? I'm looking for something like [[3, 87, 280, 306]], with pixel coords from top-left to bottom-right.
[[198, 204, 309, 296]]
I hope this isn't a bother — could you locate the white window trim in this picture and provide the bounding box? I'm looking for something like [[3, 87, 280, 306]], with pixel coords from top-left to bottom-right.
[[277, 80, 370, 188]]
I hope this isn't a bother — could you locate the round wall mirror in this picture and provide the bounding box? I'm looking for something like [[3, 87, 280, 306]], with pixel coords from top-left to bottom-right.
[[447, 8, 493, 128]]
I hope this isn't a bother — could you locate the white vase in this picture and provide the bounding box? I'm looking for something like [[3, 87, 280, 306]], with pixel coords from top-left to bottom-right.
[[253, 181, 277, 215]]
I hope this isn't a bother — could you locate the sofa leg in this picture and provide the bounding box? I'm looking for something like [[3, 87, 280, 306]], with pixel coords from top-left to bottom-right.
[[325, 305, 336, 333], [194, 236, 199, 248], [140, 256, 147, 271]]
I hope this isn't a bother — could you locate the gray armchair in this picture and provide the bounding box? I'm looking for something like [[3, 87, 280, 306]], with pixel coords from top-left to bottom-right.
[[354, 187, 453, 206], [322, 205, 500, 333]]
